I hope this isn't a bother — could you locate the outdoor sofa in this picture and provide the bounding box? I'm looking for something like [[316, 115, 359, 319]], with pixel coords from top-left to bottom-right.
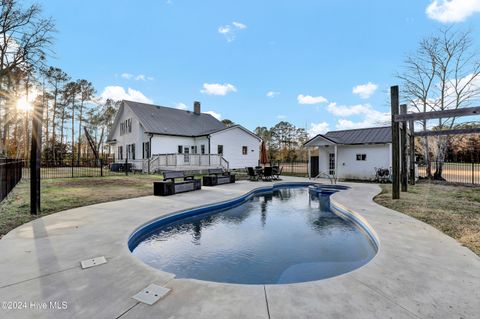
[[153, 171, 201, 196]]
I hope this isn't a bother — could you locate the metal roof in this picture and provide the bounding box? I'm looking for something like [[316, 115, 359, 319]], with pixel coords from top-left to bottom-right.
[[122, 100, 227, 137], [305, 126, 392, 146]]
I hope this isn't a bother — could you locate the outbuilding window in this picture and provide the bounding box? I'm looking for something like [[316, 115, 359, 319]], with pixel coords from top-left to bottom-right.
[[356, 154, 367, 161], [242, 146, 248, 155]]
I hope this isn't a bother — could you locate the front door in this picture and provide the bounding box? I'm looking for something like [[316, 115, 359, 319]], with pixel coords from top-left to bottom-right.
[[329, 153, 335, 176], [184, 146, 190, 163], [310, 156, 319, 177]]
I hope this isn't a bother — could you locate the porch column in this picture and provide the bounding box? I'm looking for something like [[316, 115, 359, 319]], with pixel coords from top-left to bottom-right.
[[307, 148, 311, 178]]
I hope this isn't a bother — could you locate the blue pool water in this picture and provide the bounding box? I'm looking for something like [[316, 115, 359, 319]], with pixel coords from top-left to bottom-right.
[[131, 186, 377, 284]]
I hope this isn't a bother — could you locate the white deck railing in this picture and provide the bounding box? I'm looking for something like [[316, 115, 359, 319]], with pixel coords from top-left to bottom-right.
[[146, 154, 228, 173]]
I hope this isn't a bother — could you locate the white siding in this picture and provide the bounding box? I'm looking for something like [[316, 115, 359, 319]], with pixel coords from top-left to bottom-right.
[[209, 127, 260, 169], [109, 105, 147, 161], [151, 135, 196, 154], [336, 144, 391, 180]]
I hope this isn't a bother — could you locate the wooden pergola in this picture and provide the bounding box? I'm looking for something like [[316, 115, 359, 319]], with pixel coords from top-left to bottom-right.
[[390, 85, 480, 199]]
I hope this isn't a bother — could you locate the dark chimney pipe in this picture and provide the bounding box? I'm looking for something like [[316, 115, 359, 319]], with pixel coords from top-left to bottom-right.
[[194, 101, 201, 115]]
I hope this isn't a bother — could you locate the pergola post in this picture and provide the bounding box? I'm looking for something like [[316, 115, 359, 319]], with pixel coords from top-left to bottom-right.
[[390, 86, 400, 199], [408, 120, 415, 185], [400, 104, 408, 192]]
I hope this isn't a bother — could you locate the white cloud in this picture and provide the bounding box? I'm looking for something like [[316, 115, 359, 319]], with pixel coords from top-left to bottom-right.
[[426, 0, 480, 23], [352, 82, 378, 99], [120, 73, 154, 81], [266, 91, 280, 98], [297, 94, 328, 104], [324, 102, 390, 130], [201, 83, 237, 96], [277, 115, 287, 120], [326, 102, 372, 116], [176, 102, 188, 110], [204, 110, 221, 120], [308, 122, 330, 136], [99, 86, 153, 104], [232, 21, 247, 29], [218, 21, 247, 42]]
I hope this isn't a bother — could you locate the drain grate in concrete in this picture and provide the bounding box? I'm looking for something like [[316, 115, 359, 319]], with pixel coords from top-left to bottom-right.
[[80, 256, 107, 269], [132, 284, 171, 305]]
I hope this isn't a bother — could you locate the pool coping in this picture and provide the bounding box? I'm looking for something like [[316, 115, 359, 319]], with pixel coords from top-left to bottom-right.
[[0, 177, 479, 319]]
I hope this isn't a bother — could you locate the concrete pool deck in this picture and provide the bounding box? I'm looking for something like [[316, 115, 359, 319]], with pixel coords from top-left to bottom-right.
[[0, 177, 478, 318]]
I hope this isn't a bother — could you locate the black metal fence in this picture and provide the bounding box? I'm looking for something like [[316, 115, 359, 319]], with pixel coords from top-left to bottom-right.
[[0, 158, 24, 202], [22, 158, 119, 180], [278, 161, 308, 176], [418, 161, 479, 185]]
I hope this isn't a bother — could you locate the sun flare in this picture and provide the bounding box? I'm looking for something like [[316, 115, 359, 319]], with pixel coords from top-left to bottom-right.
[[16, 96, 33, 112]]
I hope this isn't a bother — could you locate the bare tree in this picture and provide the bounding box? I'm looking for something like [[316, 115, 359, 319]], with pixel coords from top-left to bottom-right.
[[431, 29, 480, 179], [398, 36, 439, 177], [63, 81, 78, 162], [399, 28, 480, 180], [45, 67, 70, 156], [0, 0, 54, 155], [76, 79, 95, 164]]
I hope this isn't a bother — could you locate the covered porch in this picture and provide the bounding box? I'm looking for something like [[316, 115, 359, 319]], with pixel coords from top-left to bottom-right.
[[304, 135, 339, 179]]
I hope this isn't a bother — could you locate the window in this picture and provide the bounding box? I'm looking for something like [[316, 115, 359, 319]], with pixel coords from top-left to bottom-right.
[[329, 153, 335, 176], [143, 142, 150, 159], [356, 154, 367, 161], [126, 144, 136, 160], [120, 118, 132, 135], [217, 145, 223, 155], [201, 145, 205, 155], [178, 145, 183, 154], [117, 146, 123, 160], [192, 146, 197, 154], [242, 146, 248, 155]]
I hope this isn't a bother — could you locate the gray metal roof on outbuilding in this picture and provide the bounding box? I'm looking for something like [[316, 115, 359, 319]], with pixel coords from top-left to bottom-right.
[[305, 126, 391, 146]]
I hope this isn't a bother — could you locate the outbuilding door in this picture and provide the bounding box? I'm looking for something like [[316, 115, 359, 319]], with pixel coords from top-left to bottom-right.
[[310, 156, 319, 177]]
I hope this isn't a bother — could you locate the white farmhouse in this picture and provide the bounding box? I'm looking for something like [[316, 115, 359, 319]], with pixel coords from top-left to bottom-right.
[[107, 100, 261, 171], [305, 126, 393, 180]]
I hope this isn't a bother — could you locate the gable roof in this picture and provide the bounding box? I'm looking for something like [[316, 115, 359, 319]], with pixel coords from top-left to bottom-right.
[[206, 124, 262, 141], [305, 126, 391, 146], [108, 100, 227, 140]]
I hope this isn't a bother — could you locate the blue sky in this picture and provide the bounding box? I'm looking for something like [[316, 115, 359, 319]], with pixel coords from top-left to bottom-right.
[[34, 0, 480, 135]]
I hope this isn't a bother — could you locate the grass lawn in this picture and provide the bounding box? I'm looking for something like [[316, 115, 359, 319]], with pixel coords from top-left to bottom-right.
[[374, 182, 480, 255], [0, 175, 176, 238]]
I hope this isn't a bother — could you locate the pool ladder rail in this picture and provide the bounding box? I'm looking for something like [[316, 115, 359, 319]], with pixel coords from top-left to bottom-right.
[[308, 184, 349, 196]]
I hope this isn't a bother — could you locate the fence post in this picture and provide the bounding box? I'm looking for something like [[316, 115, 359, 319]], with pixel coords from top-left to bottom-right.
[[472, 161, 475, 185], [100, 159, 103, 177], [125, 157, 128, 176]]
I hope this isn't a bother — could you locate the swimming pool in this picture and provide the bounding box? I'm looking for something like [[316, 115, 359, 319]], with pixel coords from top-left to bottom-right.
[[129, 184, 377, 285]]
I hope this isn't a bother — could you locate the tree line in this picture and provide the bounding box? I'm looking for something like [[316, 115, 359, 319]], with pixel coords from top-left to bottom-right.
[[0, 1, 119, 164], [255, 121, 309, 162]]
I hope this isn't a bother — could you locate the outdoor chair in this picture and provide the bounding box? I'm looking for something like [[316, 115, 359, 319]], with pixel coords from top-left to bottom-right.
[[154, 171, 201, 196], [262, 167, 273, 181], [272, 166, 283, 180], [247, 167, 259, 181], [203, 168, 235, 186]]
